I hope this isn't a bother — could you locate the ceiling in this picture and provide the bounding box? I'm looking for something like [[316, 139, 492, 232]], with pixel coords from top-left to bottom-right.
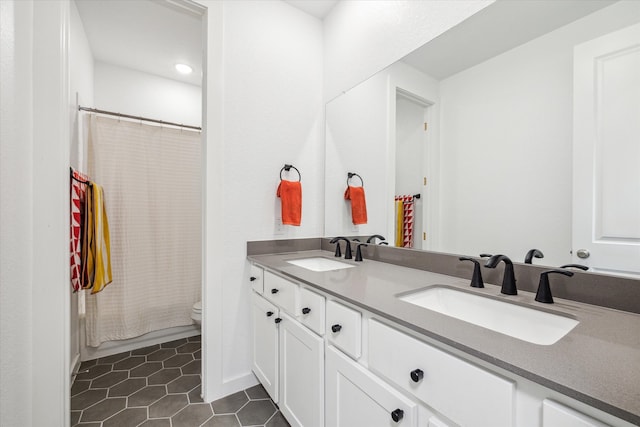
[[75, 0, 203, 86], [284, 0, 339, 19]]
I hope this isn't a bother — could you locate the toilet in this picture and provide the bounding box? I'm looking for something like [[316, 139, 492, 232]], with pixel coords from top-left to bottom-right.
[[191, 301, 202, 326]]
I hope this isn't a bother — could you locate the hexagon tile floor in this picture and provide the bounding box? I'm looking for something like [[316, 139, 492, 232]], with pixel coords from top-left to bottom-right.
[[71, 335, 290, 427]]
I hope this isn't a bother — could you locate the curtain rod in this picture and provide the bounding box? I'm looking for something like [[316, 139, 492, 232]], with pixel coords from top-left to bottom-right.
[[78, 106, 202, 131]]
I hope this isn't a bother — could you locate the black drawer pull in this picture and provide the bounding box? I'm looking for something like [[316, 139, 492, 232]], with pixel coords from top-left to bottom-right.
[[302, 307, 311, 315], [274, 318, 282, 324], [250, 276, 257, 282], [410, 368, 424, 383], [266, 311, 274, 317], [271, 288, 279, 294], [391, 408, 404, 422], [331, 324, 342, 333]]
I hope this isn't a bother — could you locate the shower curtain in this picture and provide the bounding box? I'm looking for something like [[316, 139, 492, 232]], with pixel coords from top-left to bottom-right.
[[85, 115, 201, 347]]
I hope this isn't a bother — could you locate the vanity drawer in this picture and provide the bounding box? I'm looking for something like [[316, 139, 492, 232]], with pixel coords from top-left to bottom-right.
[[249, 264, 264, 294], [326, 300, 361, 359], [368, 319, 514, 427], [298, 287, 325, 336], [542, 400, 609, 427], [264, 271, 299, 315]]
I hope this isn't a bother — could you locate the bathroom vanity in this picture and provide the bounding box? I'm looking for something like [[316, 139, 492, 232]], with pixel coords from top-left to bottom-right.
[[247, 244, 640, 427]]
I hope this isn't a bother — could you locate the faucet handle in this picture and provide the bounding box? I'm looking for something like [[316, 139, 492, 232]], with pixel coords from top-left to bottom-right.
[[459, 257, 484, 288], [355, 243, 368, 262], [331, 240, 342, 257], [535, 269, 574, 304], [560, 264, 589, 271]]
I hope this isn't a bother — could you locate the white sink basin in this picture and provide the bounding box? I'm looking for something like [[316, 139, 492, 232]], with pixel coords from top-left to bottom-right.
[[399, 286, 578, 345], [287, 257, 355, 272]]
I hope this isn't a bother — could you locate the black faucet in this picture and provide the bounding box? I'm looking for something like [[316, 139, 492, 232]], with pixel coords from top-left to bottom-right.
[[366, 234, 386, 244], [559, 264, 589, 271], [355, 243, 368, 262], [459, 257, 484, 288], [329, 237, 352, 259], [524, 249, 544, 264], [485, 254, 517, 295], [535, 269, 574, 304]]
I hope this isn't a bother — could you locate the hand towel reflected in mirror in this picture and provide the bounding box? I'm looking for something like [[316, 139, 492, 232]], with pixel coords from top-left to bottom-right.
[[345, 186, 368, 225]]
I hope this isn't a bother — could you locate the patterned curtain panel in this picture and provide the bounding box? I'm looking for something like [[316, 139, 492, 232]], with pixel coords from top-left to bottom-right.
[[85, 115, 201, 347]]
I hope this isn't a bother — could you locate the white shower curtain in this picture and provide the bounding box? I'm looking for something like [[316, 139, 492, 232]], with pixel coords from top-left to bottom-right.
[[85, 115, 201, 347]]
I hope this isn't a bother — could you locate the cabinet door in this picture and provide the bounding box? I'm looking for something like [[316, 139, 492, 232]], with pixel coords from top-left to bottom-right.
[[326, 345, 417, 427], [543, 400, 609, 427], [251, 292, 279, 403], [279, 313, 324, 427]]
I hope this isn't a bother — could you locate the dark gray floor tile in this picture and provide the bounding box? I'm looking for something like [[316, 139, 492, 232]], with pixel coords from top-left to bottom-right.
[[103, 407, 147, 427], [266, 411, 291, 427], [131, 344, 160, 356], [202, 414, 241, 427], [161, 338, 188, 348], [188, 335, 201, 342], [167, 374, 200, 393], [180, 359, 201, 375], [176, 342, 200, 354], [75, 423, 101, 427], [130, 361, 163, 378], [71, 389, 108, 410], [79, 359, 97, 370], [91, 370, 128, 389], [163, 353, 193, 368], [108, 378, 147, 397], [147, 348, 176, 362], [139, 419, 171, 427], [80, 397, 126, 422], [97, 351, 131, 365], [113, 355, 145, 370], [211, 390, 248, 414], [188, 386, 203, 403], [245, 384, 269, 400], [128, 385, 167, 407], [171, 403, 213, 427], [148, 368, 181, 385], [75, 364, 112, 381], [71, 410, 81, 425], [71, 380, 91, 396], [236, 400, 276, 426], [148, 394, 189, 418], [193, 349, 201, 360]]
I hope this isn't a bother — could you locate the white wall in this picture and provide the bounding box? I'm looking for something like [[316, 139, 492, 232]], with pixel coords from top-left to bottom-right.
[[201, 0, 324, 400], [69, 0, 94, 378], [437, 1, 640, 266], [0, 1, 35, 425], [323, 0, 494, 101], [94, 62, 201, 127]]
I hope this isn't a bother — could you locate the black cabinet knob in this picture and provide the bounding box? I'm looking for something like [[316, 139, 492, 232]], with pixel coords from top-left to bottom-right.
[[250, 276, 257, 282], [410, 368, 424, 383], [266, 311, 274, 317], [274, 318, 282, 324], [271, 288, 279, 294], [331, 324, 342, 333], [302, 307, 311, 315], [391, 408, 404, 422]]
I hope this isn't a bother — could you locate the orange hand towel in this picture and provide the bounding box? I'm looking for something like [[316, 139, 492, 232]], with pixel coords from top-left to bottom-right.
[[344, 186, 368, 225], [277, 180, 302, 226]]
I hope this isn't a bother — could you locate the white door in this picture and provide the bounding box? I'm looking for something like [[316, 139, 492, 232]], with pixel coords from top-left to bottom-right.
[[278, 313, 324, 427], [251, 292, 279, 403], [325, 345, 417, 427], [573, 23, 640, 277]]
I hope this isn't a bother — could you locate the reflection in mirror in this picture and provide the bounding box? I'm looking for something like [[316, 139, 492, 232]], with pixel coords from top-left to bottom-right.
[[324, 0, 640, 276]]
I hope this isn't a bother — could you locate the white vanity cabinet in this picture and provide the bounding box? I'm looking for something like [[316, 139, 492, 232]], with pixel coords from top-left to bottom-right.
[[251, 291, 279, 402], [543, 400, 610, 427], [326, 345, 418, 427]]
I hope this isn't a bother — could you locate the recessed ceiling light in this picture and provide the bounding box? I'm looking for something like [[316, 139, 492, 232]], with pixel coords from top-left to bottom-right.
[[175, 63, 193, 74]]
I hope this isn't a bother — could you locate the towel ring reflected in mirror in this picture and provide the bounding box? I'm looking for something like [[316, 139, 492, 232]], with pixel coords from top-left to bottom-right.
[[347, 172, 364, 187], [280, 164, 301, 182]]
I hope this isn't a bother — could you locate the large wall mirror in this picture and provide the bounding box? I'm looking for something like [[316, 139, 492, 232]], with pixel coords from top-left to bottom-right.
[[325, 0, 640, 277]]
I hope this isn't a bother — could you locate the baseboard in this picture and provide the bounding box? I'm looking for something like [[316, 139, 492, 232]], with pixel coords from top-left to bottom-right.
[[80, 324, 201, 361], [70, 352, 81, 385]]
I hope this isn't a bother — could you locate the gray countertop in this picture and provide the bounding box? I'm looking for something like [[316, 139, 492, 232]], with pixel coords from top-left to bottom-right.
[[248, 250, 640, 425]]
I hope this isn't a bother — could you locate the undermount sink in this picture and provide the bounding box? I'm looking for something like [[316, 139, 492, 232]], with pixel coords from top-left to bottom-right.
[[399, 286, 579, 345], [287, 257, 355, 272]]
